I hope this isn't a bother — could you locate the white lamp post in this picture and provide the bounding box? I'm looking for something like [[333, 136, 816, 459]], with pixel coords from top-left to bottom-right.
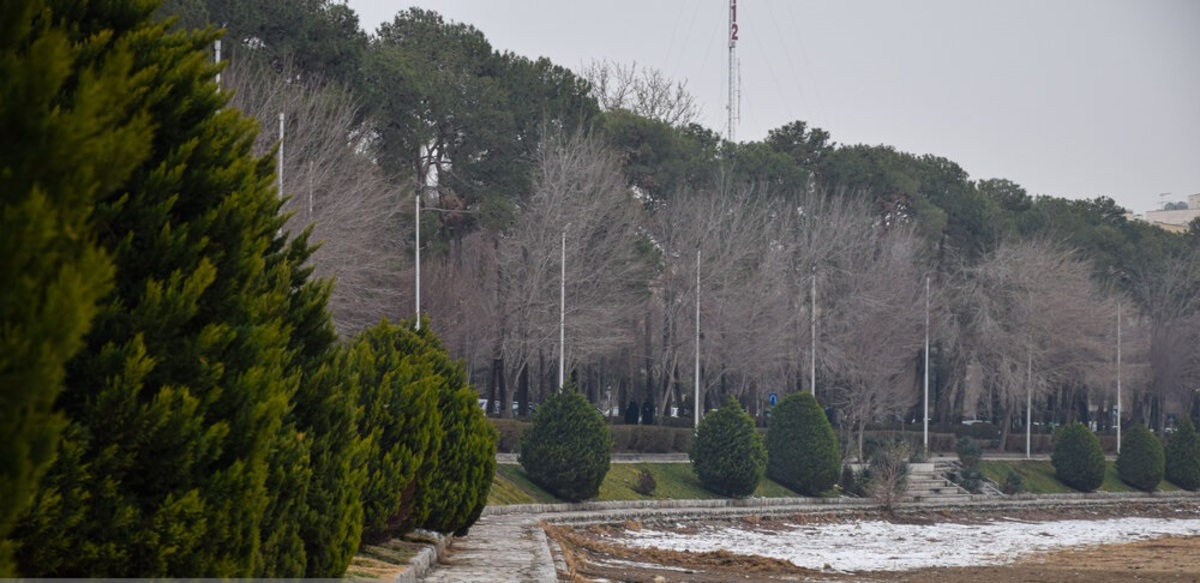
[[694, 249, 701, 428], [923, 275, 930, 450], [559, 228, 566, 391]]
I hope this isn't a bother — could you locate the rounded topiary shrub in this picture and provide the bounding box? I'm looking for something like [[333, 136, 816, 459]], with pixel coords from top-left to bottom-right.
[[690, 395, 767, 497], [766, 392, 840, 496], [1165, 417, 1200, 491], [1051, 422, 1106, 492], [1116, 423, 1164, 492], [518, 387, 613, 502]]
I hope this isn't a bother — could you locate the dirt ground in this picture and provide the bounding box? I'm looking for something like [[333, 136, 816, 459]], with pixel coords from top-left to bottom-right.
[[545, 502, 1200, 582]]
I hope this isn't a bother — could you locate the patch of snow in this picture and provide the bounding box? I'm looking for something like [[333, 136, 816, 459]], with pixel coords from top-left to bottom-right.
[[619, 517, 1200, 572]]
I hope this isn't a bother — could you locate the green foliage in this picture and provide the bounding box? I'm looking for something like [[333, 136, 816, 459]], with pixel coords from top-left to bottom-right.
[[352, 320, 442, 542], [156, 0, 368, 86], [1116, 424, 1165, 492], [766, 392, 841, 496], [1165, 417, 1200, 491], [364, 8, 597, 234], [9, 1, 340, 575], [414, 326, 498, 535], [292, 343, 366, 577], [955, 437, 983, 468], [633, 469, 657, 496], [0, 0, 151, 574], [1051, 423, 1106, 492], [689, 396, 767, 498], [1002, 470, 1025, 495], [519, 388, 613, 502]]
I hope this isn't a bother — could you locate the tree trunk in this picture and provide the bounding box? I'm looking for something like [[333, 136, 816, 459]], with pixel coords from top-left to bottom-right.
[[997, 403, 1011, 452], [517, 362, 529, 417]]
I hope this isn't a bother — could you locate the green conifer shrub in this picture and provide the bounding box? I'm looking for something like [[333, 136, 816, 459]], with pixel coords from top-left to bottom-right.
[[1116, 424, 1164, 492], [1002, 470, 1025, 495], [766, 392, 840, 496], [293, 344, 366, 576], [352, 320, 442, 543], [690, 396, 767, 497], [13, 2, 320, 575], [1165, 417, 1200, 491], [1051, 422, 1106, 492], [414, 325, 498, 536], [519, 388, 613, 502], [0, 0, 151, 574]]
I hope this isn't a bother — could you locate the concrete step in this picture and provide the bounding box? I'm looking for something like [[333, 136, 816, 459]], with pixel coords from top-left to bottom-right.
[[911, 494, 973, 503]]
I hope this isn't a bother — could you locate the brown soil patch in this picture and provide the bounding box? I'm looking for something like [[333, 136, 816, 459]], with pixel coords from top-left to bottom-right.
[[545, 502, 1200, 582]]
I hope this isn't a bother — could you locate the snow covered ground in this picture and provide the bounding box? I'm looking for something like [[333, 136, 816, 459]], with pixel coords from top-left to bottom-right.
[[620, 514, 1200, 572]]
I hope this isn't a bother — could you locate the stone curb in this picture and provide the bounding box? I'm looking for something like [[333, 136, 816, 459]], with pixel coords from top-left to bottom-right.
[[392, 530, 448, 583]]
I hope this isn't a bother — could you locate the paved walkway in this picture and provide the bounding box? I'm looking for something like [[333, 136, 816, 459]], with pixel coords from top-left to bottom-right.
[[421, 513, 556, 583]]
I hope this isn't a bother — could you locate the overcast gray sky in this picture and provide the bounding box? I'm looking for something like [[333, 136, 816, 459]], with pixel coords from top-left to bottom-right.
[[345, 1, 1198, 214]]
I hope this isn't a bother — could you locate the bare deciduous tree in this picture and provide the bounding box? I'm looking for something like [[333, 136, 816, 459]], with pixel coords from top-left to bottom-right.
[[224, 57, 405, 337], [580, 60, 701, 128], [428, 129, 648, 416], [821, 224, 928, 460], [947, 240, 1114, 449], [1126, 248, 1200, 430]]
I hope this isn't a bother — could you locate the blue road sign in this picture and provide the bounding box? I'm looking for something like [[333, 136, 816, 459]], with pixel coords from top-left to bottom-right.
[[768, 393, 778, 407]]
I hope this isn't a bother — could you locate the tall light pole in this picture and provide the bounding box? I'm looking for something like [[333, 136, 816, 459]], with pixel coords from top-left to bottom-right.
[[277, 113, 284, 199], [923, 275, 930, 450], [415, 193, 421, 330], [694, 249, 701, 428], [1026, 348, 1033, 459], [810, 269, 816, 396], [559, 228, 566, 391], [1117, 303, 1122, 452]]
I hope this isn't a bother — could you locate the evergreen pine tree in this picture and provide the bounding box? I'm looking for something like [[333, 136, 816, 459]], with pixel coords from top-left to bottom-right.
[[13, 1, 315, 575], [0, 0, 152, 574]]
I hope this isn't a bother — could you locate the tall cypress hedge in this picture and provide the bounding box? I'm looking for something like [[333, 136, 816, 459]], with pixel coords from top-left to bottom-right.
[[10, 1, 347, 575], [0, 0, 151, 574], [766, 392, 840, 496], [353, 320, 442, 542], [406, 321, 497, 536]]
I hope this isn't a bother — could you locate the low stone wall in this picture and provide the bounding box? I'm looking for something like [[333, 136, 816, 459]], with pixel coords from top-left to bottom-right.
[[482, 489, 1200, 528]]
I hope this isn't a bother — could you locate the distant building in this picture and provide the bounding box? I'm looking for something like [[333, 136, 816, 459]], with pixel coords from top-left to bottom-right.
[[1142, 193, 1200, 232]]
